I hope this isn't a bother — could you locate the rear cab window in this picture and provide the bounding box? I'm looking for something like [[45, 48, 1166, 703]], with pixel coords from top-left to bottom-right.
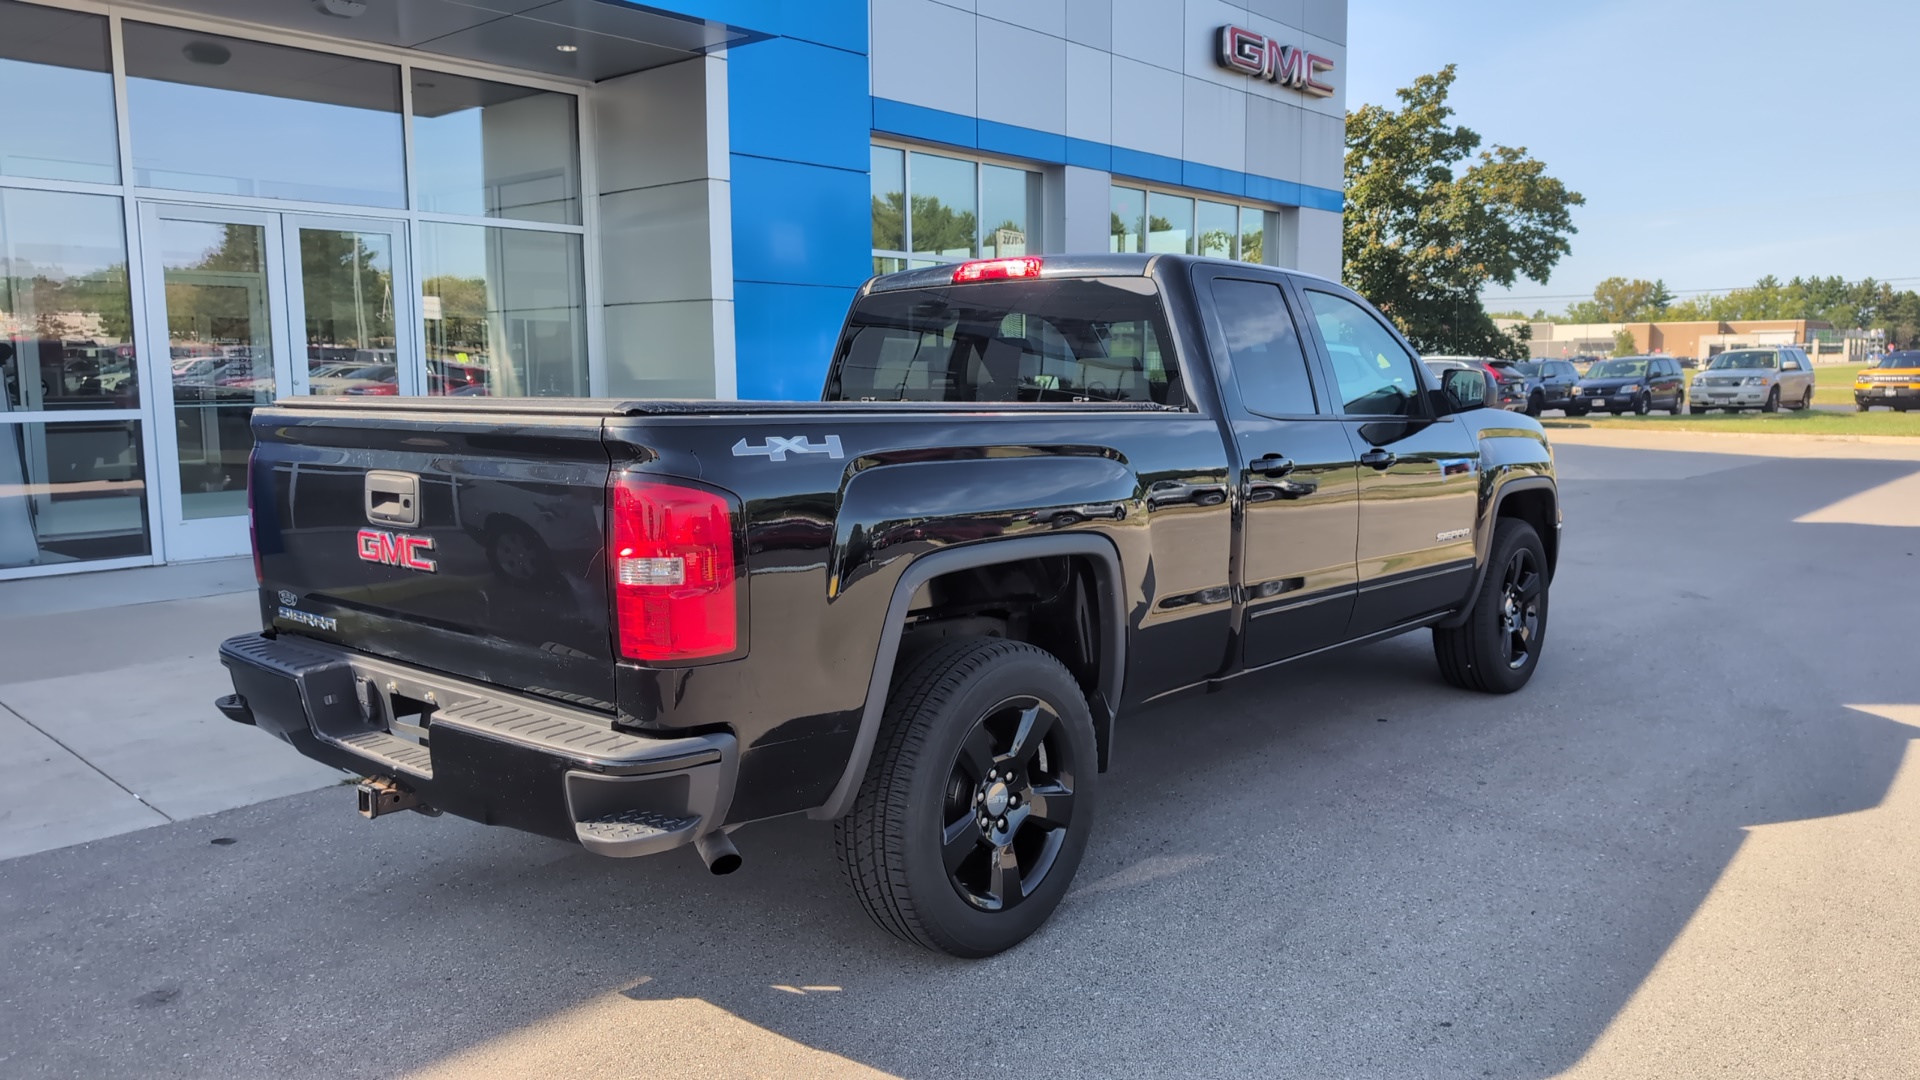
[[827, 277, 1185, 406]]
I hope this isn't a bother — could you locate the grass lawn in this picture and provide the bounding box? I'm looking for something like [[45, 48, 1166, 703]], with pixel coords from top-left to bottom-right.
[[1543, 407, 1920, 437], [1812, 362, 1869, 404]]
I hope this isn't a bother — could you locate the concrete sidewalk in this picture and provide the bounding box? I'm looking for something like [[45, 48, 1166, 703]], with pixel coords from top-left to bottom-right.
[[0, 560, 344, 860]]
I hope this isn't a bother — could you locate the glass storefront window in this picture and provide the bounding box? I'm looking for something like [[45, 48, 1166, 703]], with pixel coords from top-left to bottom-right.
[[151, 217, 273, 520], [1197, 200, 1237, 260], [419, 223, 585, 398], [1240, 206, 1265, 264], [124, 23, 406, 208], [982, 164, 1041, 258], [1113, 184, 1273, 264], [1, 189, 139, 411], [0, 419, 149, 569], [910, 152, 977, 262], [297, 227, 397, 396], [1110, 186, 1145, 254], [1148, 193, 1194, 254], [411, 71, 580, 225], [871, 146, 904, 256], [0, 1, 119, 184]]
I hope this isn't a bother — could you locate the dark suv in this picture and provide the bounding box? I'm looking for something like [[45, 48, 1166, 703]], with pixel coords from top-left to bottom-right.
[[1490, 359, 1581, 416]]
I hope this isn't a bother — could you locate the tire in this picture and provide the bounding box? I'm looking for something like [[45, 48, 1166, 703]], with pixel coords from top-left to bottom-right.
[[1689, 406, 1707, 415], [1795, 386, 1814, 411], [1761, 386, 1780, 413], [1525, 391, 1544, 418], [1669, 393, 1685, 416], [835, 637, 1097, 957], [1433, 518, 1550, 694], [1859, 403, 1872, 412], [1633, 393, 1651, 416], [1566, 405, 1589, 417]]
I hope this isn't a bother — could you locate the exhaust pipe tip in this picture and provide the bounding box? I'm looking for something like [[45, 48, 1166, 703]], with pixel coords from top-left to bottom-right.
[[694, 830, 741, 875]]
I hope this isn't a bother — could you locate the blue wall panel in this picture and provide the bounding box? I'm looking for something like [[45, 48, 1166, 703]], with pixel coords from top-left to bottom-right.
[[734, 282, 857, 400], [725, 0, 869, 399]]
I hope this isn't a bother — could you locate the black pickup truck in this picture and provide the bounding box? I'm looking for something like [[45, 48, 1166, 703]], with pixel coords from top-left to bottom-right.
[[218, 254, 1559, 956]]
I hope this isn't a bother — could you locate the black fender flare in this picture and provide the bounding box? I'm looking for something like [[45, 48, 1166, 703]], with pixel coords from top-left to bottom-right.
[[1434, 475, 1559, 630], [808, 533, 1127, 821]]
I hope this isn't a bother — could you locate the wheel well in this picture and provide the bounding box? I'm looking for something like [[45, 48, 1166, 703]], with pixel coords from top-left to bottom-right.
[[1498, 488, 1558, 577], [898, 554, 1112, 763]]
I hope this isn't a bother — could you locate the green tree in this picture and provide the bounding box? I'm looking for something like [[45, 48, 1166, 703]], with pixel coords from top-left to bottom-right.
[[1612, 328, 1637, 357], [1566, 277, 1671, 323], [1343, 65, 1583, 359]]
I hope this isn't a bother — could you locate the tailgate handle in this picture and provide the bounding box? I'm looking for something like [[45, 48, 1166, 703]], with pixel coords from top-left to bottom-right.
[[365, 470, 421, 527]]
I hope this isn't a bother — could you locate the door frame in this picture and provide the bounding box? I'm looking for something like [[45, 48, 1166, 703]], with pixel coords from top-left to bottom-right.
[[280, 213, 420, 397], [141, 202, 420, 562]]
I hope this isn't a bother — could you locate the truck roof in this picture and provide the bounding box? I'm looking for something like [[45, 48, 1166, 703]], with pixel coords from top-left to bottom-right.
[[863, 252, 1338, 294]]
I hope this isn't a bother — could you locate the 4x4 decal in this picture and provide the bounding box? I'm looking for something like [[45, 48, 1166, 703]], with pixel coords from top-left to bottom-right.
[[731, 435, 844, 463]]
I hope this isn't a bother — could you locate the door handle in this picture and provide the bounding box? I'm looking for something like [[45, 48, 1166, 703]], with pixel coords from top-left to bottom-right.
[[1360, 449, 1396, 470], [1252, 453, 1295, 478]]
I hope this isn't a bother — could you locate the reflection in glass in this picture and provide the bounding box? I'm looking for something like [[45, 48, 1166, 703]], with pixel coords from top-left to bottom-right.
[[1, 189, 139, 411], [871, 146, 905, 253], [412, 71, 580, 225], [1109, 186, 1144, 253], [153, 219, 273, 520], [420, 223, 584, 398], [982, 165, 1041, 258], [0, 419, 149, 569], [1148, 193, 1194, 254], [0, 0, 119, 184], [1197, 200, 1237, 260], [909, 152, 975, 261], [124, 22, 405, 207], [1239, 206, 1265, 264], [873, 256, 906, 276], [299, 229, 397, 397]]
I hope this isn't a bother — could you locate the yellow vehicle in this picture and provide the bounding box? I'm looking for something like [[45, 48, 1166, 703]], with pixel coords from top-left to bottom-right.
[[1855, 351, 1920, 412]]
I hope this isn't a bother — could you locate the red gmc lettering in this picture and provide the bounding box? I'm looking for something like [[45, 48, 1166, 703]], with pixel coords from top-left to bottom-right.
[[1216, 25, 1337, 98], [356, 528, 437, 573]]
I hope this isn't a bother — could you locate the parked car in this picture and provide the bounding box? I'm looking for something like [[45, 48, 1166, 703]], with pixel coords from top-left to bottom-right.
[[1573, 356, 1687, 415], [1488, 359, 1581, 416], [1424, 355, 1526, 411], [216, 253, 1562, 958], [1689, 347, 1815, 413], [1854, 350, 1920, 412], [1421, 358, 1498, 409]]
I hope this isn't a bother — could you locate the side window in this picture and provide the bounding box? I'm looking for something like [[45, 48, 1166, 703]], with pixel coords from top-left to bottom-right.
[[1209, 278, 1317, 416], [1304, 290, 1422, 417], [1781, 352, 1803, 371]]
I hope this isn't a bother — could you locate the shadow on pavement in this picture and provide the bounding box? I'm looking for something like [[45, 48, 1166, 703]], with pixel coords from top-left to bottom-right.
[[2, 451, 1918, 1078]]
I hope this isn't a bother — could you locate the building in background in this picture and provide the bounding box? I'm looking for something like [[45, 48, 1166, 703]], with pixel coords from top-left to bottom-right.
[[1525, 319, 1837, 363], [0, 0, 1347, 577]]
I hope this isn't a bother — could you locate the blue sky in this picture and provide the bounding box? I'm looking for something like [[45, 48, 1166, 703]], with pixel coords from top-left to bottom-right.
[[1346, 0, 1920, 315]]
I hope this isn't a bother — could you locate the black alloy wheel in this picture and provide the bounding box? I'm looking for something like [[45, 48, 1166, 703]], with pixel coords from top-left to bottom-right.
[[1494, 547, 1544, 671], [1433, 517, 1550, 694], [837, 637, 1097, 957], [938, 697, 1078, 913], [1633, 393, 1651, 415]]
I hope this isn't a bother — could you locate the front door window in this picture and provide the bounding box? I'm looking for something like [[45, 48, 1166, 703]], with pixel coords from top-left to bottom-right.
[[290, 225, 404, 398]]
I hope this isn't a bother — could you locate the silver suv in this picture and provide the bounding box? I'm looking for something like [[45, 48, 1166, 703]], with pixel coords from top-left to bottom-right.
[[1689, 347, 1817, 413]]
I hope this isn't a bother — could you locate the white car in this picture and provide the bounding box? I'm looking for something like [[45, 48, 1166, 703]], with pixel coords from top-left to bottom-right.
[[1689, 347, 1817, 413]]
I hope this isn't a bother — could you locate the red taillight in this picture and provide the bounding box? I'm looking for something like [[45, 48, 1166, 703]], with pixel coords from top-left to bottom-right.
[[246, 451, 262, 584], [952, 256, 1042, 283], [608, 476, 738, 662]]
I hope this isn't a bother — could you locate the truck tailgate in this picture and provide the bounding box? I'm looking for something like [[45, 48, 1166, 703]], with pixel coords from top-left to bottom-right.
[[251, 400, 617, 708]]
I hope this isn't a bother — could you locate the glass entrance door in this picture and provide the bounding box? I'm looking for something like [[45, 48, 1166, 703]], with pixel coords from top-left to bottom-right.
[[141, 204, 412, 561]]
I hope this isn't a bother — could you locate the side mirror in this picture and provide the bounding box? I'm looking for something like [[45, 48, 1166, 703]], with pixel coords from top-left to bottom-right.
[[1440, 367, 1489, 413]]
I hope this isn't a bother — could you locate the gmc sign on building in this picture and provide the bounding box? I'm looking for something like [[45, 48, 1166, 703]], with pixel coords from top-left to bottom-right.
[[1217, 25, 1336, 97]]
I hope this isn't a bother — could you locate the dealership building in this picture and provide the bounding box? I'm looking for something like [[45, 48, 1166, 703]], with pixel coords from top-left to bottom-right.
[[0, 0, 1347, 578]]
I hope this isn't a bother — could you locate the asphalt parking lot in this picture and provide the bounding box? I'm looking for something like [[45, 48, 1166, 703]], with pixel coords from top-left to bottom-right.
[[3, 434, 1918, 1080]]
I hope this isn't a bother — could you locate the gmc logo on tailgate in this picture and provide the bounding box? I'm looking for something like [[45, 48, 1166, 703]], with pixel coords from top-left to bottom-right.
[[357, 528, 437, 573]]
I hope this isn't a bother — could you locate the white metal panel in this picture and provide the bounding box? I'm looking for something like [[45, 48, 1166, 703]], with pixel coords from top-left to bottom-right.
[[1182, 75, 1247, 173], [598, 181, 719, 306], [1182, 0, 1258, 93], [1064, 42, 1113, 144], [1300, 110, 1344, 192], [1295, 206, 1342, 279], [1064, 0, 1112, 51], [978, 0, 1066, 37], [601, 300, 722, 399], [1109, 56, 1184, 159], [1245, 94, 1305, 183], [1109, 0, 1183, 73], [1304, 0, 1347, 45], [871, 0, 978, 115], [977, 19, 1067, 134]]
